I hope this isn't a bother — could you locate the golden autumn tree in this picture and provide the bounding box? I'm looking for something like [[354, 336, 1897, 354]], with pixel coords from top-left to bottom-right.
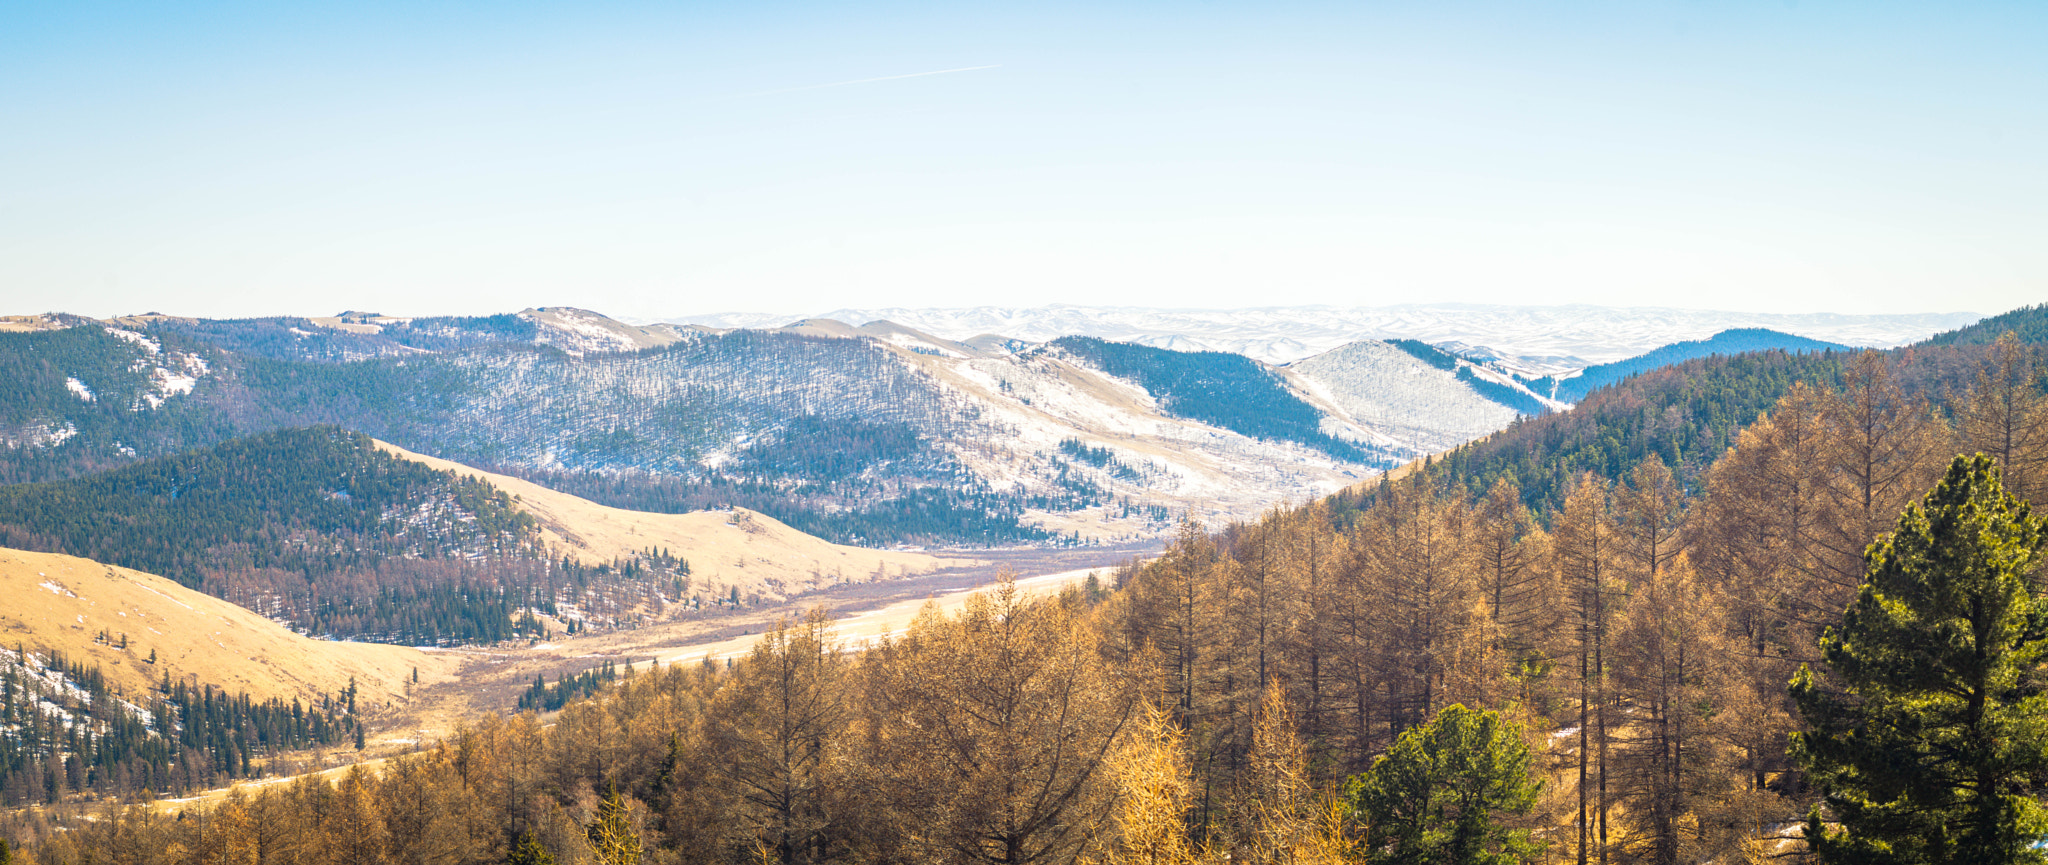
[[860, 576, 1141, 865]]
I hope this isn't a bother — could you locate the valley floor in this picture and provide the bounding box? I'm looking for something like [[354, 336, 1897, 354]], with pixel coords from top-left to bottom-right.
[[367, 543, 1155, 755]]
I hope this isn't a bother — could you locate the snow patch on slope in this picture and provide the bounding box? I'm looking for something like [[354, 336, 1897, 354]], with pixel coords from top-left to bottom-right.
[[1290, 341, 1520, 455]]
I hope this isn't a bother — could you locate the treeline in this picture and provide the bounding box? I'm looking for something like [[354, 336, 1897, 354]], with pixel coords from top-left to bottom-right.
[[0, 426, 571, 644], [1425, 306, 2048, 516], [151, 314, 540, 364], [1541, 327, 1846, 403], [515, 661, 620, 713], [306, 581, 547, 646], [1051, 336, 1385, 465], [0, 426, 539, 587], [1454, 366, 1549, 416], [491, 462, 1063, 547], [0, 425, 698, 644], [0, 648, 360, 806]]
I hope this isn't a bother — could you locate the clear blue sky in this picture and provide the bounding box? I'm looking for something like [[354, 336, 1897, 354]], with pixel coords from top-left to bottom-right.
[[2, 1, 2042, 319]]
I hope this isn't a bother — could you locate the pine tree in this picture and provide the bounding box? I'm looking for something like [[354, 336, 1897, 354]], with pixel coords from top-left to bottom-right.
[[1790, 454, 2048, 863], [1345, 703, 1543, 865]]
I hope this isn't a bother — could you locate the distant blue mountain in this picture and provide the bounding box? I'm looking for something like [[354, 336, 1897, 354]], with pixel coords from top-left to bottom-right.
[[1541, 328, 1849, 403]]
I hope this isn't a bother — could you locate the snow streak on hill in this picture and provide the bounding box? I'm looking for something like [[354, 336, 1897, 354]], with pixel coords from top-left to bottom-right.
[[665, 304, 1980, 366], [1287, 342, 1522, 455]]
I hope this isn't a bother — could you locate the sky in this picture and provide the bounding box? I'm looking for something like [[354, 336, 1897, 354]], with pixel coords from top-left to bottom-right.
[[1, 1, 2043, 321]]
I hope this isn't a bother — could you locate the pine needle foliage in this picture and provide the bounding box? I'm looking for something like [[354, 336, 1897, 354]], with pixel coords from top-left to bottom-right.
[[1345, 704, 1543, 865], [1791, 454, 2048, 864]]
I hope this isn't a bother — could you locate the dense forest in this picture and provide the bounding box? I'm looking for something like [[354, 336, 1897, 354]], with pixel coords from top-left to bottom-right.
[[0, 427, 685, 644], [0, 648, 361, 806], [8, 326, 2044, 863], [1051, 336, 1382, 464], [1538, 328, 1847, 404], [1413, 310, 2044, 516]]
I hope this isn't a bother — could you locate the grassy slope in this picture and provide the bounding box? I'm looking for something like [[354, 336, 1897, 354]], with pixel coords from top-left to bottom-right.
[[0, 546, 455, 704], [371, 440, 967, 603]]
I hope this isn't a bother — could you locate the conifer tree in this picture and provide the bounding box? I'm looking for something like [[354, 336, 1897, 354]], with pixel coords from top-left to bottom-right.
[[506, 832, 556, 865], [1345, 704, 1542, 865], [1103, 703, 1205, 865], [1790, 454, 2048, 863], [586, 785, 644, 865]]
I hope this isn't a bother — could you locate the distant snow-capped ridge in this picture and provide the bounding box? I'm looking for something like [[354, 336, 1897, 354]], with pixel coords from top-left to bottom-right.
[[660, 304, 1981, 367]]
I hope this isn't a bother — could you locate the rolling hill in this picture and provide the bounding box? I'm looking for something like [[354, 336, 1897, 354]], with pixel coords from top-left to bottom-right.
[[0, 545, 451, 704], [370, 439, 956, 604]]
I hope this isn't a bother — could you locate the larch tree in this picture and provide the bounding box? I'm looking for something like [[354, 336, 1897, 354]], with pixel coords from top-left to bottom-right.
[[1609, 553, 1736, 865], [861, 576, 1140, 865], [1473, 478, 1554, 666], [705, 609, 847, 865], [1102, 703, 1206, 865], [1958, 333, 2048, 505], [1553, 474, 1619, 865], [1791, 454, 2048, 864]]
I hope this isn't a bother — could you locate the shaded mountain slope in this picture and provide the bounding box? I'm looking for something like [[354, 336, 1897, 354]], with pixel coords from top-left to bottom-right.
[[1049, 336, 1368, 462], [1541, 328, 1849, 403]]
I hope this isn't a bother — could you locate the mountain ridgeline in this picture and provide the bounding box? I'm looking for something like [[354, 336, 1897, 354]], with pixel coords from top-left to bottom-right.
[[0, 313, 1412, 547], [1398, 307, 2048, 517], [1536, 327, 1849, 403], [0, 308, 1971, 555]]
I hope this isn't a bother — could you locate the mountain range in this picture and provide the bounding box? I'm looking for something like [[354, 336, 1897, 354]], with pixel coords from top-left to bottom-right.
[[0, 306, 1892, 550], [663, 303, 1980, 366]]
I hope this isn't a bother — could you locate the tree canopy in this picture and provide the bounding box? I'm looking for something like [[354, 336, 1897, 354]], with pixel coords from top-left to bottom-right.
[[1791, 454, 2048, 864]]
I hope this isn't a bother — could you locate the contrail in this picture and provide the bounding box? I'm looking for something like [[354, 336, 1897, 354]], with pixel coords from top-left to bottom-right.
[[733, 65, 1001, 98]]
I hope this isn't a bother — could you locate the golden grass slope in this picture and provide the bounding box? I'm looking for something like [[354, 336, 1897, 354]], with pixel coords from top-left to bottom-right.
[[371, 440, 965, 603], [0, 546, 457, 704]]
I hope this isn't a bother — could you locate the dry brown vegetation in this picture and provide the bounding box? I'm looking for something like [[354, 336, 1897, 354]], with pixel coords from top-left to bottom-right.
[[7, 337, 2046, 864], [0, 547, 456, 706], [374, 439, 963, 605]]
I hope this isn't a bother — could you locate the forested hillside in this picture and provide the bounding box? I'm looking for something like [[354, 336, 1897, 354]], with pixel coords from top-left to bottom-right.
[[8, 320, 1329, 546], [1539, 328, 1847, 403], [0, 647, 362, 805], [0, 426, 537, 585], [0, 428, 601, 644], [1409, 305, 2048, 514], [1051, 336, 1374, 462], [5, 314, 2045, 864], [1919, 302, 2048, 346]]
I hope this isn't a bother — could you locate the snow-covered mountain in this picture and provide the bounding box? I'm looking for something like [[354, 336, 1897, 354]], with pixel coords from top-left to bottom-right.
[[0, 304, 1979, 544], [1288, 342, 1524, 455], [664, 304, 1980, 367]]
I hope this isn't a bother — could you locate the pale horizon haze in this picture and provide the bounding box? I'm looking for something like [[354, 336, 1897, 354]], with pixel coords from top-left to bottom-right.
[[2, 2, 2043, 321]]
